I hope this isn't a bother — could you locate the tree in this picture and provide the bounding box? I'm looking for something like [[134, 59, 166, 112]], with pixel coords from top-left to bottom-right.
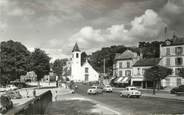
[[52, 59, 67, 81], [144, 65, 172, 95], [139, 41, 163, 58], [0, 40, 30, 85], [178, 68, 184, 78], [30, 48, 50, 86], [81, 52, 88, 65]]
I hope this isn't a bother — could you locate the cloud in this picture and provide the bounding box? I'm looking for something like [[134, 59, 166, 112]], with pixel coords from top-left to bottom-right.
[[159, 0, 184, 34], [69, 9, 166, 54], [0, 20, 7, 29]]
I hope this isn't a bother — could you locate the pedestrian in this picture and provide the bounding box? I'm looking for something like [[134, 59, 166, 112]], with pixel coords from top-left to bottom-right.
[[33, 89, 36, 97], [26, 89, 29, 98]]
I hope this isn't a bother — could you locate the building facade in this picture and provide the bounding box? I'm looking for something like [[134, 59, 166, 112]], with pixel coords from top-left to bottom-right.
[[160, 37, 184, 88], [20, 71, 37, 82], [71, 43, 99, 82], [113, 50, 140, 83], [132, 58, 160, 88]]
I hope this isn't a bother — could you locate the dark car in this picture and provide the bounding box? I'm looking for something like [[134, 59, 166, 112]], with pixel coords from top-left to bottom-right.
[[170, 85, 184, 94], [0, 95, 13, 114]]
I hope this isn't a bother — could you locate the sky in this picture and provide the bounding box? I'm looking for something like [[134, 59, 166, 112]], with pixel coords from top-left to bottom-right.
[[0, 0, 184, 61]]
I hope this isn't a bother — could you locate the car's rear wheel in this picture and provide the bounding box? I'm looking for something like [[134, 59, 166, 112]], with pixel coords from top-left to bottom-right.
[[127, 94, 131, 98], [120, 93, 123, 97], [136, 95, 140, 98]]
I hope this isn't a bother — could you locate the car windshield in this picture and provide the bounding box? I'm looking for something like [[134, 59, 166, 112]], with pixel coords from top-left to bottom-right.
[[105, 86, 111, 88], [179, 85, 184, 89], [130, 88, 137, 90], [91, 87, 96, 89]]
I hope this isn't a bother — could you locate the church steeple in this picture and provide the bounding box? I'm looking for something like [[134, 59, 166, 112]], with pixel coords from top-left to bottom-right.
[[72, 43, 80, 52]]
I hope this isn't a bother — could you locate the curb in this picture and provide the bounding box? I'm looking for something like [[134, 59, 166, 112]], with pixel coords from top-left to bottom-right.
[[113, 90, 184, 101]]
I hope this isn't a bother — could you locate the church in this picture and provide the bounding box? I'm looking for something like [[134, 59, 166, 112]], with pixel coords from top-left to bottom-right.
[[71, 43, 99, 82]]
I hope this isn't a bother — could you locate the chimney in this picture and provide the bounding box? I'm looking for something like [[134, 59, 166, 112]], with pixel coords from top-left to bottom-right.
[[173, 31, 177, 42], [139, 48, 143, 59]]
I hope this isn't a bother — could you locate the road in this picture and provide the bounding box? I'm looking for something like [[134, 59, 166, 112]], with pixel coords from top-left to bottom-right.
[[75, 84, 184, 115]]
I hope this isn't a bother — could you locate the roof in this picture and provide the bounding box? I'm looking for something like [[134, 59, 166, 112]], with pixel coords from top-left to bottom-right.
[[115, 50, 138, 60], [72, 43, 80, 52], [133, 58, 161, 67], [162, 36, 184, 46]]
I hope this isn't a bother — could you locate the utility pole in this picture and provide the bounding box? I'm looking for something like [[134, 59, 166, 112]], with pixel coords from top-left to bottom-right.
[[103, 58, 106, 75]]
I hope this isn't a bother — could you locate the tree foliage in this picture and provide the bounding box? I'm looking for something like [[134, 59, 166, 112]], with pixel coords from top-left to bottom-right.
[[144, 65, 172, 81], [0, 40, 30, 85], [52, 59, 67, 79], [144, 65, 172, 94], [139, 41, 163, 58], [81, 52, 88, 65], [30, 48, 50, 81]]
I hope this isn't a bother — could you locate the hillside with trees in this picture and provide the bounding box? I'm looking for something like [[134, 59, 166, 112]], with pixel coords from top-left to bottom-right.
[[88, 41, 163, 76]]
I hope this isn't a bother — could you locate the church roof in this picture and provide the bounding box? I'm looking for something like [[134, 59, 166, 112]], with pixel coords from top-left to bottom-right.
[[72, 43, 80, 52]]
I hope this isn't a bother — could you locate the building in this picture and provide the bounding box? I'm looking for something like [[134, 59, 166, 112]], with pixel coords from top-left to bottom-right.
[[160, 36, 184, 88], [20, 71, 37, 82], [132, 58, 161, 88], [113, 50, 140, 84], [71, 43, 99, 82]]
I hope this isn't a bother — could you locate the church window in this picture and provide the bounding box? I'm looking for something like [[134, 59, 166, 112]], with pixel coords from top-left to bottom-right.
[[85, 74, 89, 81], [76, 53, 79, 58], [85, 67, 89, 73]]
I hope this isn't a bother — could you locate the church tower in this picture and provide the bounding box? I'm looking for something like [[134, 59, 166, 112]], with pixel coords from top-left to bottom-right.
[[71, 43, 81, 81]]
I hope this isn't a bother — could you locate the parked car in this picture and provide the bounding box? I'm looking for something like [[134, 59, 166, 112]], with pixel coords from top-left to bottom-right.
[[5, 91, 22, 99], [5, 85, 18, 91], [87, 86, 103, 95], [120, 86, 141, 98], [170, 85, 184, 94], [0, 95, 13, 114], [0, 86, 6, 92], [103, 85, 113, 92]]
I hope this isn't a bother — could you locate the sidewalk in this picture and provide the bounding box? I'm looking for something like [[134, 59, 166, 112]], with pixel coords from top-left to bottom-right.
[[142, 93, 184, 101], [113, 88, 184, 101]]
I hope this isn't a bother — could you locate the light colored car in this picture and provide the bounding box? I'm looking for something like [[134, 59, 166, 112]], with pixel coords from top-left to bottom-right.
[[120, 86, 141, 98], [5, 91, 22, 99], [103, 85, 112, 92], [87, 86, 103, 95], [5, 85, 18, 91]]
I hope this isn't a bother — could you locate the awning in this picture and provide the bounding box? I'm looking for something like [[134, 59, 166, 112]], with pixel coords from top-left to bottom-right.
[[114, 76, 131, 83]]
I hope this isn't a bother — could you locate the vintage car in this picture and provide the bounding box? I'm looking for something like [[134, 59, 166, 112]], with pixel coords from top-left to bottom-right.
[[120, 86, 141, 98], [5, 91, 22, 99], [170, 85, 184, 94], [103, 85, 113, 92], [87, 86, 103, 95], [0, 95, 13, 114], [5, 85, 18, 91]]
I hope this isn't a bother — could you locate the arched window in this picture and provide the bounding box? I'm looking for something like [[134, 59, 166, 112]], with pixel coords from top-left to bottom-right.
[[76, 53, 79, 58]]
